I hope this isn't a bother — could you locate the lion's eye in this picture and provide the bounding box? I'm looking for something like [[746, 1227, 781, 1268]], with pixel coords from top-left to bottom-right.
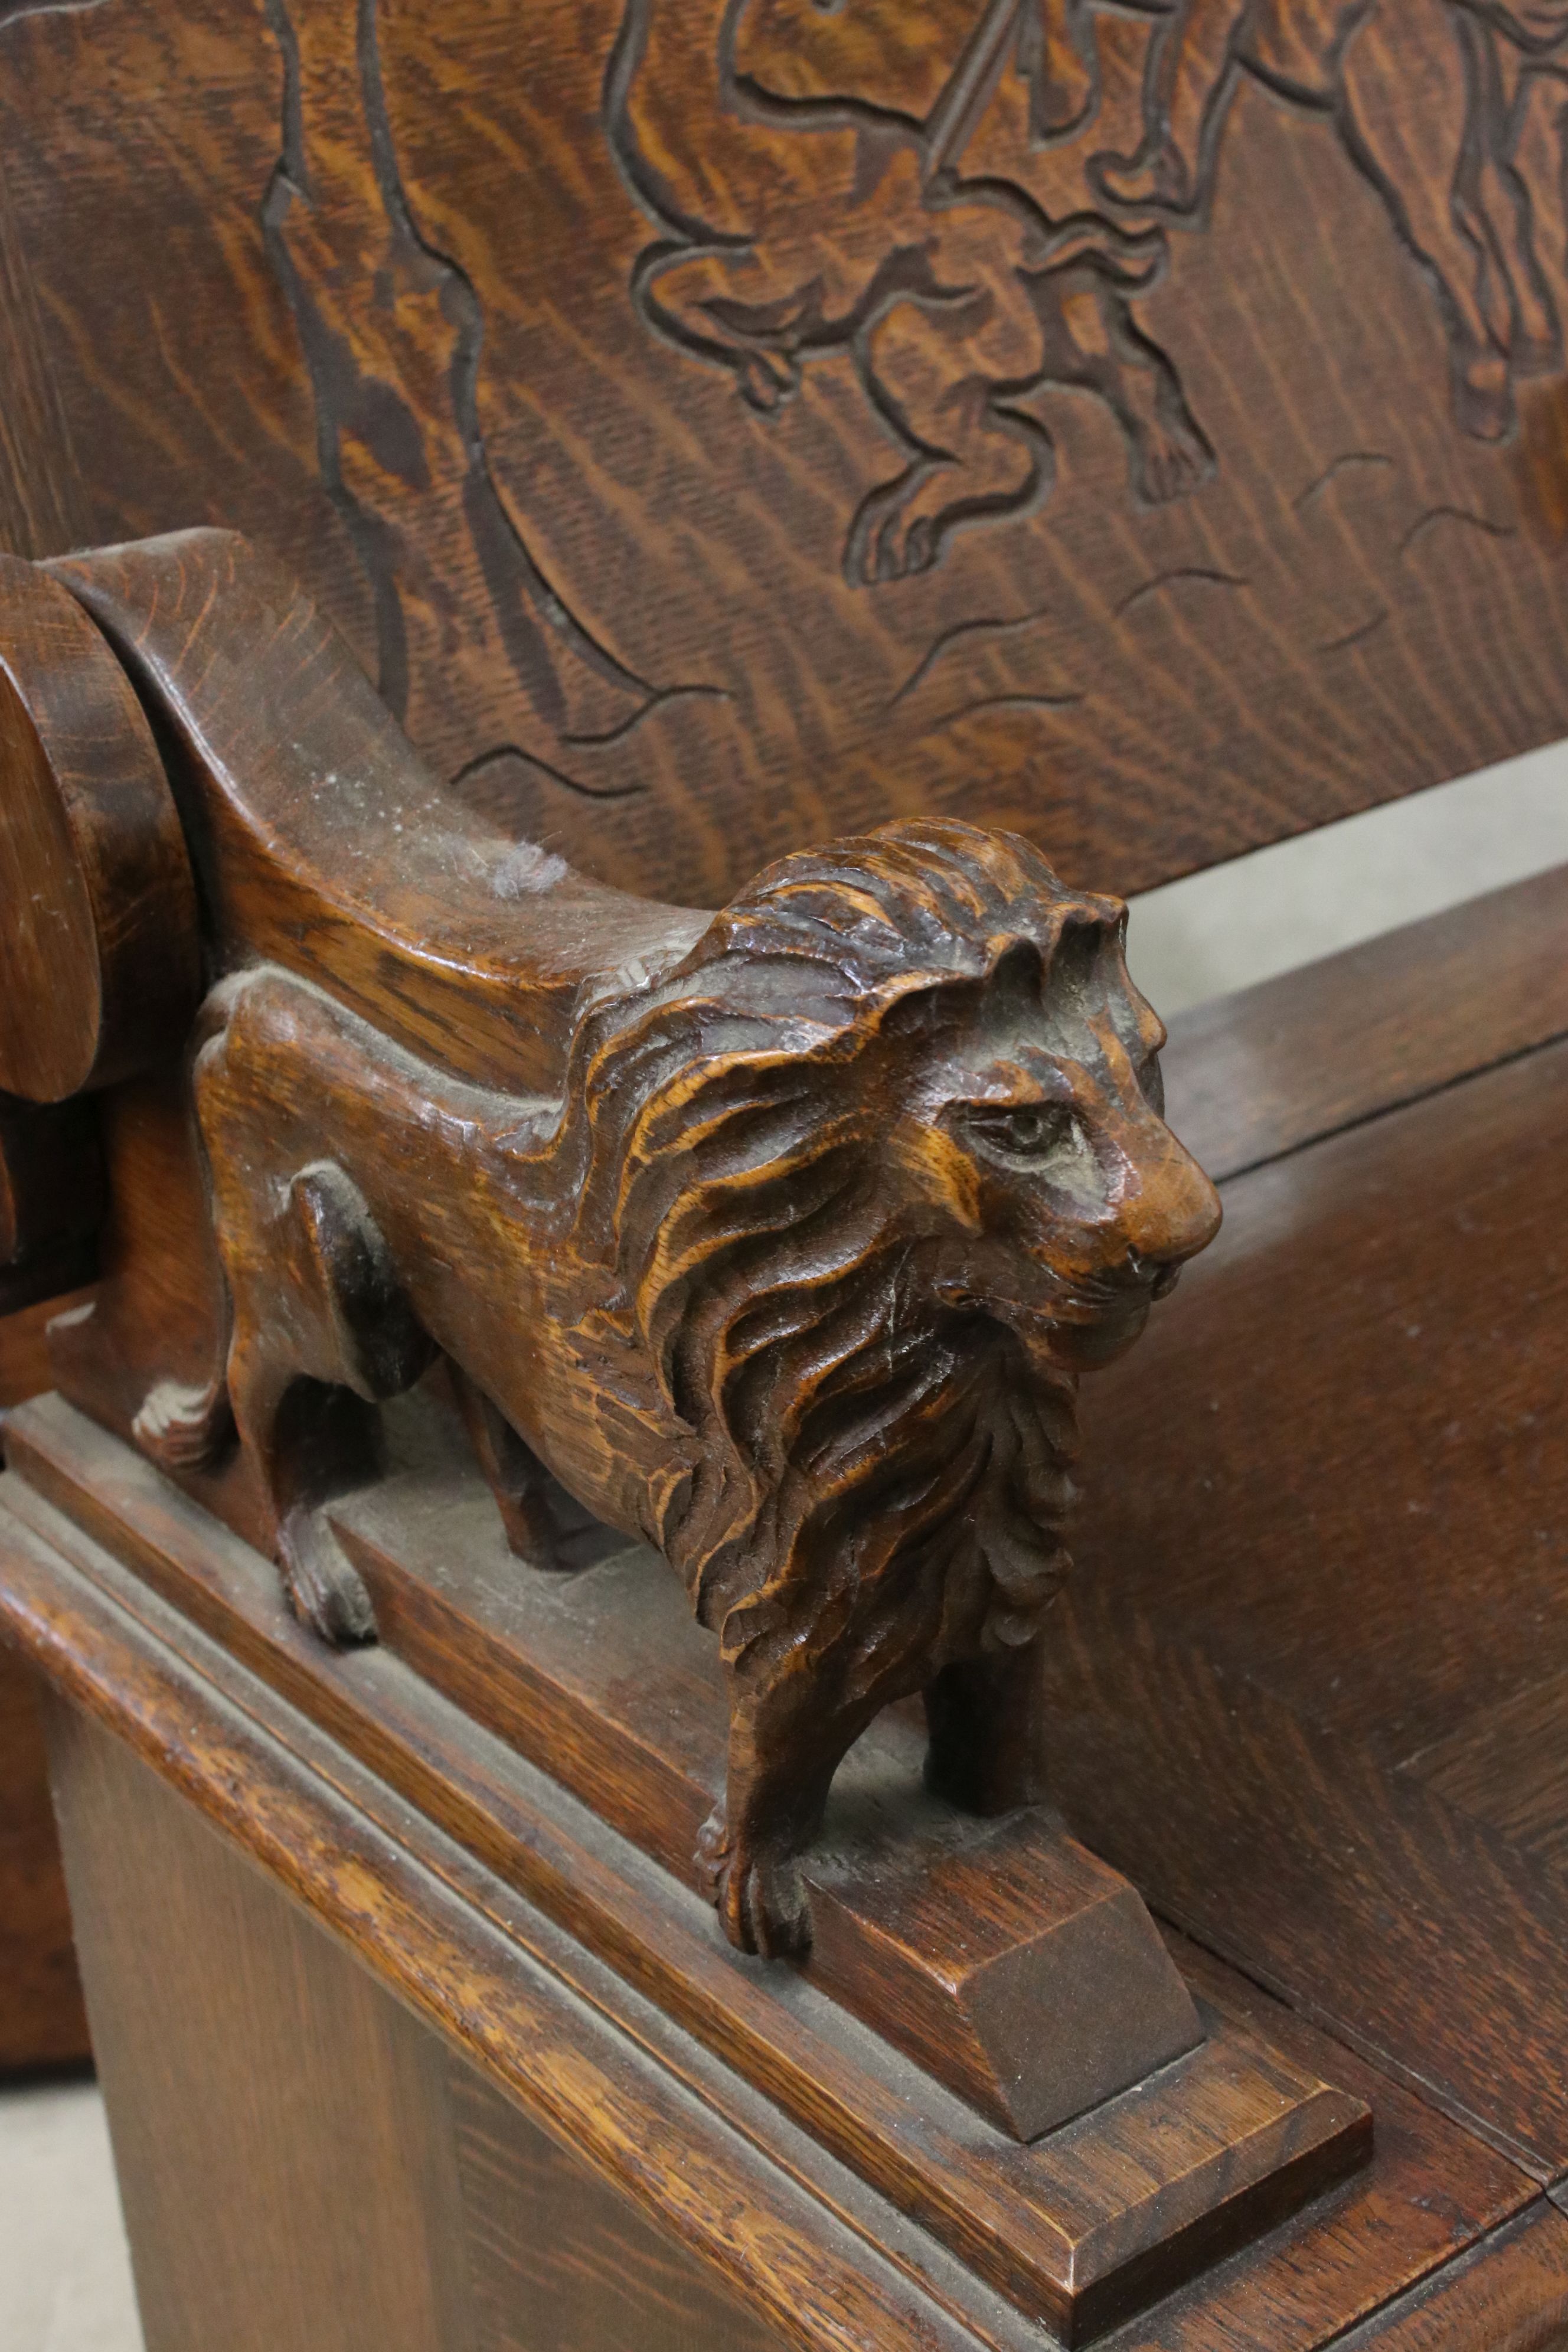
[[970, 1102, 1076, 1158]]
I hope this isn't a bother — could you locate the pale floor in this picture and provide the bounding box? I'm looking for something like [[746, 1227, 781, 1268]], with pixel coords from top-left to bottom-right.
[[2, 745, 1566, 2352]]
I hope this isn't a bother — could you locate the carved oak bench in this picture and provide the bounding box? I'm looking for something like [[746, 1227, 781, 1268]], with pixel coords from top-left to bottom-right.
[[2, 1, 1568, 2346]]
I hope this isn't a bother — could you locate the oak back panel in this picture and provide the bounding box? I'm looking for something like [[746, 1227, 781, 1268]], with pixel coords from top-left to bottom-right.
[[0, 0, 1563, 907]]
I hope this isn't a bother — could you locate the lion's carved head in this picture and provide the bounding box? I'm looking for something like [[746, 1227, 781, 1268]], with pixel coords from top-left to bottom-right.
[[558, 818, 1219, 1725]]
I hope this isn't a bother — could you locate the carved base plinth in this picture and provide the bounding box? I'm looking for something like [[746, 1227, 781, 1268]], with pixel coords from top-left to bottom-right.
[[0, 1391, 1372, 2343], [325, 1402, 1204, 2140], [805, 1780, 1201, 2141]]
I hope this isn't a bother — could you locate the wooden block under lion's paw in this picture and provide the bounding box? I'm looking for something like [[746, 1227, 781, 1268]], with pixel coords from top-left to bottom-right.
[[324, 1406, 1204, 2132], [805, 1740, 1202, 2138]]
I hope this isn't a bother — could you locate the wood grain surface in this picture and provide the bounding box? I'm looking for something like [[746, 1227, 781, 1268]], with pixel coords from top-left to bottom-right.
[[0, 1417, 1371, 2344], [49, 1692, 786, 2352], [0, 1482, 1129, 2352], [47, 531, 705, 1097], [445, 2054, 780, 2352], [0, 1640, 87, 2071], [1323, 2203, 1568, 2352], [0, 1279, 93, 2076], [0, 2, 1565, 903], [21, 545, 1228, 1971], [0, 554, 198, 1103], [1160, 860, 1568, 1183], [334, 1439, 1213, 2144], [0, 1459, 1550, 2350], [1049, 1028, 1568, 2178], [112, 801, 1218, 1964], [0, 1293, 90, 1410]]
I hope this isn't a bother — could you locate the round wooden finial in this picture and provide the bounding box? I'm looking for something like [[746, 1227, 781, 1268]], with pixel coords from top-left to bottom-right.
[[0, 554, 200, 1102]]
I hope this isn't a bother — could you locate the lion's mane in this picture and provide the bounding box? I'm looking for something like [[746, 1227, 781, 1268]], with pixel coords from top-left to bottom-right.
[[556, 819, 1123, 1712]]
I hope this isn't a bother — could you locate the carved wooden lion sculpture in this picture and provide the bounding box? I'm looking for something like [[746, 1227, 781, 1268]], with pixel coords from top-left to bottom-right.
[[137, 816, 1219, 1954]]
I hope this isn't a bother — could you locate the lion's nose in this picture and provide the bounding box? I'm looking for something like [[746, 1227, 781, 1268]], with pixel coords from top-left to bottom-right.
[[1125, 1149, 1223, 1283]]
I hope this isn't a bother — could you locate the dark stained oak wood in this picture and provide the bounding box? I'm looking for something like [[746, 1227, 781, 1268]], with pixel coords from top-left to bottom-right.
[[47, 1696, 780, 2352], [0, 1417, 1374, 2344], [31, 540, 1228, 1964], [443, 2060, 782, 2352], [0, 554, 198, 1105], [0, 1293, 91, 1412], [0, 1482, 1182, 2350], [0, 1460, 1543, 2351], [332, 1424, 1208, 2141], [1160, 860, 1568, 1183], [1099, 1933, 1537, 2352], [0, 1093, 102, 1318], [1406, 1667, 1568, 1873], [1321, 2204, 1568, 2352], [47, 531, 707, 1099], [0, 1282, 92, 2077], [1, 4, 1567, 903], [47, 1699, 479, 2352], [0, 0, 1564, 2334], [45, 1070, 248, 1492], [1045, 1030, 1568, 2178], [0, 1640, 88, 2071]]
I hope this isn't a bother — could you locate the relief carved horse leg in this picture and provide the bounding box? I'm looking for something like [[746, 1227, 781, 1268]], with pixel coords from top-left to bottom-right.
[[1335, 0, 1521, 440], [1479, 29, 1566, 379], [1023, 0, 1102, 141], [1092, 0, 1246, 216]]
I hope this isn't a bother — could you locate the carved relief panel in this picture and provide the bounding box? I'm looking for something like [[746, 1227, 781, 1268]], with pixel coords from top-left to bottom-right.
[[0, 0, 1565, 905]]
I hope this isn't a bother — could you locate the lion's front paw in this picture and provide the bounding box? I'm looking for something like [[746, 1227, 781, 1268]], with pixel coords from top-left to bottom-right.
[[279, 1505, 378, 1649], [695, 1809, 812, 1958]]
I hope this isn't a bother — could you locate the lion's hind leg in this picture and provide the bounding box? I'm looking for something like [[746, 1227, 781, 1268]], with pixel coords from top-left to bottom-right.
[[182, 999, 434, 1645], [447, 1361, 620, 1572], [239, 1160, 434, 1643], [925, 1642, 1053, 1817]]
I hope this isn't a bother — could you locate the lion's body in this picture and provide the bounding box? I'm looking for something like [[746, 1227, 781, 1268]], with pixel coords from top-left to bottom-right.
[[142, 819, 1219, 1953]]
